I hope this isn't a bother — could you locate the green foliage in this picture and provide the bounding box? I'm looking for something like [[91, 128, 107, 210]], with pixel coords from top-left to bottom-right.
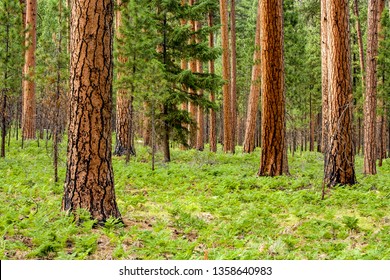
[[116, 0, 220, 151], [1, 138, 389, 260]]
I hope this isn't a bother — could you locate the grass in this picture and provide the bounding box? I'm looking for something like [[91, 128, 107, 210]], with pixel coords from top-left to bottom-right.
[[0, 137, 389, 260]]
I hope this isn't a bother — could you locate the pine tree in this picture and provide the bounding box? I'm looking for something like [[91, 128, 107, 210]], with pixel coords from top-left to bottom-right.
[[258, 0, 289, 176], [22, 0, 37, 140], [63, 0, 121, 223], [324, 0, 356, 186], [117, 0, 219, 162], [363, 0, 380, 175]]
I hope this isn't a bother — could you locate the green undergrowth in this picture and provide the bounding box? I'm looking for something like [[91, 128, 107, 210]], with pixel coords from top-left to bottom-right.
[[0, 138, 389, 260]]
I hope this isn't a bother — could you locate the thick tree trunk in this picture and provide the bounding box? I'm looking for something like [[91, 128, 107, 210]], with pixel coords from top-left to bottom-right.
[[363, 0, 379, 175], [63, 0, 121, 223], [258, 0, 288, 176], [324, 0, 356, 186], [208, 12, 217, 153], [321, 0, 329, 154], [22, 0, 36, 140], [243, 0, 261, 154], [230, 0, 237, 153], [220, 0, 233, 153]]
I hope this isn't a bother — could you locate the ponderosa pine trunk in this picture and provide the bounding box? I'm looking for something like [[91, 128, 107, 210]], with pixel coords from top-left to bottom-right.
[[363, 0, 379, 175], [377, 0, 386, 166], [22, 0, 36, 140], [188, 0, 197, 149], [258, 0, 288, 176], [321, 0, 329, 154], [220, 0, 233, 153], [324, 0, 356, 186], [243, 0, 261, 154], [62, 0, 121, 223], [208, 12, 217, 153], [230, 0, 237, 153], [196, 21, 204, 151], [114, 2, 135, 157]]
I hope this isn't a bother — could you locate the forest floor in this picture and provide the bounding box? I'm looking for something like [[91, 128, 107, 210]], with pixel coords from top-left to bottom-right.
[[0, 139, 389, 260]]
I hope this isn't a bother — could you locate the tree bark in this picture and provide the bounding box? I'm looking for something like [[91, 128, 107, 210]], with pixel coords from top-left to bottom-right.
[[321, 0, 329, 154], [377, 0, 386, 167], [258, 0, 288, 176], [220, 0, 233, 153], [114, 2, 135, 157], [188, 0, 197, 149], [363, 0, 379, 175], [309, 91, 315, 151], [196, 21, 204, 151], [22, 0, 36, 140], [243, 0, 261, 154], [230, 0, 237, 153], [143, 102, 151, 146], [63, 0, 121, 223], [208, 12, 217, 153], [324, 0, 356, 186]]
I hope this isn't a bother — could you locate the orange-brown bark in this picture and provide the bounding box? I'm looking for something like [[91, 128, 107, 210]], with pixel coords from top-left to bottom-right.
[[258, 0, 288, 176], [22, 0, 36, 139], [324, 0, 356, 186], [114, 1, 134, 156], [63, 0, 121, 223], [321, 0, 329, 153], [220, 0, 233, 153], [363, 0, 379, 175], [208, 12, 217, 153], [230, 0, 237, 153], [243, 0, 261, 154]]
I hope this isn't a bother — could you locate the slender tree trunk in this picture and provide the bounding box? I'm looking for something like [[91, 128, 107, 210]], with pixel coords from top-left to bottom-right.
[[208, 12, 217, 153], [22, 0, 37, 140], [321, 0, 329, 154], [377, 0, 386, 166], [114, 2, 135, 157], [63, 0, 121, 223], [324, 0, 356, 186], [258, 0, 288, 176], [196, 21, 204, 151], [230, 0, 237, 153], [353, 0, 366, 89], [220, 0, 233, 153], [162, 13, 170, 162], [143, 102, 151, 146], [180, 0, 188, 150], [357, 116, 362, 154], [310, 91, 315, 151], [53, 0, 63, 183], [363, 0, 379, 175], [1, 93, 6, 158], [243, 0, 261, 154], [188, 0, 197, 149]]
